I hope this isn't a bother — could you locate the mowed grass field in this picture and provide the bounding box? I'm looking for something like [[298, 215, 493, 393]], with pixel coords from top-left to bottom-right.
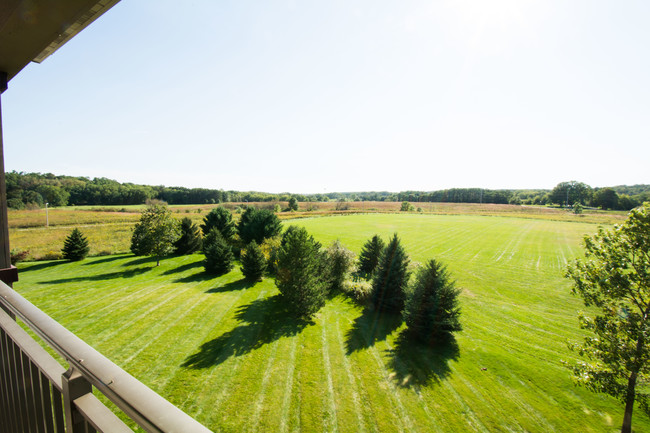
[[13, 213, 649, 432]]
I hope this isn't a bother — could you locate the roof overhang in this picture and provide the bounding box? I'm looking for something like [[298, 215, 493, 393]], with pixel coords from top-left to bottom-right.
[[0, 0, 121, 84]]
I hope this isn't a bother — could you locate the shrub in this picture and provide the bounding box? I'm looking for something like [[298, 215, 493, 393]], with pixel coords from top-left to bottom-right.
[[325, 240, 357, 291], [61, 228, 90, 261], [404, 259, 462, 344], [240, 241, 266, 281], [342, 279, 373, 304], [10, 249, 30, 264], [259, 236, 281, 275], [400, 201, 415, 212]]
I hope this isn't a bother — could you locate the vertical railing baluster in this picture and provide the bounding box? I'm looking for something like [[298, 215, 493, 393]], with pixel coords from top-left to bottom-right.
[[30, 361, 45, 433], [52, 385, 65, 433], [21, 351, 38, 432], [0, 328, 15, 433], [40, 371, 55, 433], [9, 338, 27, 433], [62, 367, 93, 433]]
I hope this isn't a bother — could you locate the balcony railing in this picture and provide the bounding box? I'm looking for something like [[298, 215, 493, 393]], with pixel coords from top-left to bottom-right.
[[0, 281, 213, 433]]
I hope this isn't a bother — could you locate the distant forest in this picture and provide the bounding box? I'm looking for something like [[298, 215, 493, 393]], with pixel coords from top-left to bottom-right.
[[5, 171, 650, 211]]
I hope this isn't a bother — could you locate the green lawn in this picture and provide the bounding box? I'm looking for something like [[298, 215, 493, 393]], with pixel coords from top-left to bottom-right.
[[14, 213, 649, 432]]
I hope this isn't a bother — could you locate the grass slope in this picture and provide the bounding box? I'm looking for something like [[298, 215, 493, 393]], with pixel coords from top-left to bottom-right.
[[14, 214, 649, 432]]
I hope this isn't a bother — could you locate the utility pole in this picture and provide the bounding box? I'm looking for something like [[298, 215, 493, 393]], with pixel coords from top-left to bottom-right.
[[46, 202, 49, 227]]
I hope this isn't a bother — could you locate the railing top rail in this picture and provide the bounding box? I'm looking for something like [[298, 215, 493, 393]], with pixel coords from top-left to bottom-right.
[[0, 281, 213, 433]]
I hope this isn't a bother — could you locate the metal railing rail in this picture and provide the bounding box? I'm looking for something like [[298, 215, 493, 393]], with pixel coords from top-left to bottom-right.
[[0, 281, 213, 433]]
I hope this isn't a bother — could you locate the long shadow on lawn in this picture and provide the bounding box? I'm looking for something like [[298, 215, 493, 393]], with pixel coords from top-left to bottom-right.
[[121, 256, 159, 267], [345, 307, 404, 354], [19, 261, 66, 273], [182, 294, 310, 369], [38, 267, 152, 284], [206, 279, 255, 293], [161, 260, 203, 276], [83, 255, 129, 266], [386, 331, 460, 388]]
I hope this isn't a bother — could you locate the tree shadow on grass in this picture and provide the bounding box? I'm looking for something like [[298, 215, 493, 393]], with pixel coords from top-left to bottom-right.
[[206, 278, 255, 293], [161, 260, 203, 276], [19, 261, 66, 273], [38, 267, 152, 284], [345, 307, 404, 355], [83, 255, 128, 266], [182, 294, 310, 369], [121, 256, 159, 267], [385, 331, 460, 389]]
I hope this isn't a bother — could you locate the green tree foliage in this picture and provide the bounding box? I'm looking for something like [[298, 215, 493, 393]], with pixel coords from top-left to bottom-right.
[[276, 226, 326, 318], [550, 181, 592, 207], [404, 259, 462, 344], [324, 240, 357, 291], [200, 206, 236, 240], [174, 217, 202, 255], [130, 203, 180, 266], [61, 228, 90, 261], [203, 229, 234, 275], [358, 235, 385, 276], [593, 187, 620, 210], [371, 233, 411, 312], [400, 201, 415, 212], [566, 202, 650, 433], [240, 241, 267, 281], [237, 207, 282, 244], [288, 197, 299, 211]]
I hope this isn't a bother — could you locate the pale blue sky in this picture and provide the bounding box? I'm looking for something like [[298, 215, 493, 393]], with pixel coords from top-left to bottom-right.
[[3, 0, 649, 193]]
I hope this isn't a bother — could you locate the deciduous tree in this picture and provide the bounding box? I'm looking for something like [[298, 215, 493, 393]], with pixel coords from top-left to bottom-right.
[[130, 202, 180, 266], [566, 203, 650, 433]]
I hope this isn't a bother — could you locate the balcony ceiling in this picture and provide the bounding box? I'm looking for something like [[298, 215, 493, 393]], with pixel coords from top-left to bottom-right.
[[0, 0, 121, 83]]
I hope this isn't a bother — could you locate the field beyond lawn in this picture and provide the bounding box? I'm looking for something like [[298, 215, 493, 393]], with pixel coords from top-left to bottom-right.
[[13, 213, 649, 432]]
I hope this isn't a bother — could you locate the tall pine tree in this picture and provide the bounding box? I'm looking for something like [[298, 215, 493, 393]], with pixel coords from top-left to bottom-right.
[[174, 217, 202, 255], [404, 259, 462, 344], [201, 207, 236, 241], [203, 229, 234, 275], [240, 241, 266, 281], [371, 233, 410, 313], [358, 234, 385, 276]]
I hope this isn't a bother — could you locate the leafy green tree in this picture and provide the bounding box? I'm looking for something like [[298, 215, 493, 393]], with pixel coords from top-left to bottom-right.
[[371, 233, 411, 312], [566, 202, 650, 433], [276, 226, 326, 318], [203, 229, 234, 275], [593, 187, 620, 210], [61, 228, 90, 261], [288, 197, 299, 211], [174, 217, 202, 255], [238, 207, 282, 244], [404, 259, 462, 344], [130, 202, 180, 266], [358, 235, 385, 276], [325, 240, 357, 291], [240, 241, 266, 281], [400, 201, 415, 212], [550, 181, 592, 207], [200, 206, 236, 241]]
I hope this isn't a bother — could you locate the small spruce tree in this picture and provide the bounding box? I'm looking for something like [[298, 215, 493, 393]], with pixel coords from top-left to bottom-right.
[[174, 217, 202, 255], [240, 241, 266, 281], [203, 229, 234, 275], [371, 233, 410, 312], [276, 226, 326, 318], [404, 259, 462, 344], [62, 228, 90, 261], [358, 234, 385, 276]]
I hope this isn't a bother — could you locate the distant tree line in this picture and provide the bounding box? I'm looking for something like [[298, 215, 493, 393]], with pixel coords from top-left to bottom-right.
[[6, 171, 649, 211]]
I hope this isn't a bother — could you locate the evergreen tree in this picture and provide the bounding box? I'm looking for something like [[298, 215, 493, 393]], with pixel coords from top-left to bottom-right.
[[404, 259, 462, 344], [130, 202, 180, 266], [200, 206, 236, 241], [61, 228, 90, 261], [371, 233, 410, 312], [174, 217, 202, 255], [358, 234, 385, 276], [238, 207, 282, 244], [203, 228, 234, 275], [276, 226, 326, 318], [240, 241, 266, 281]]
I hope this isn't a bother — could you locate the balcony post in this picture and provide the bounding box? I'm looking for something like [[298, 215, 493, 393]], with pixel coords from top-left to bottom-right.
[[62, 366, 93, 433], [0, 72, 17, 291]]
